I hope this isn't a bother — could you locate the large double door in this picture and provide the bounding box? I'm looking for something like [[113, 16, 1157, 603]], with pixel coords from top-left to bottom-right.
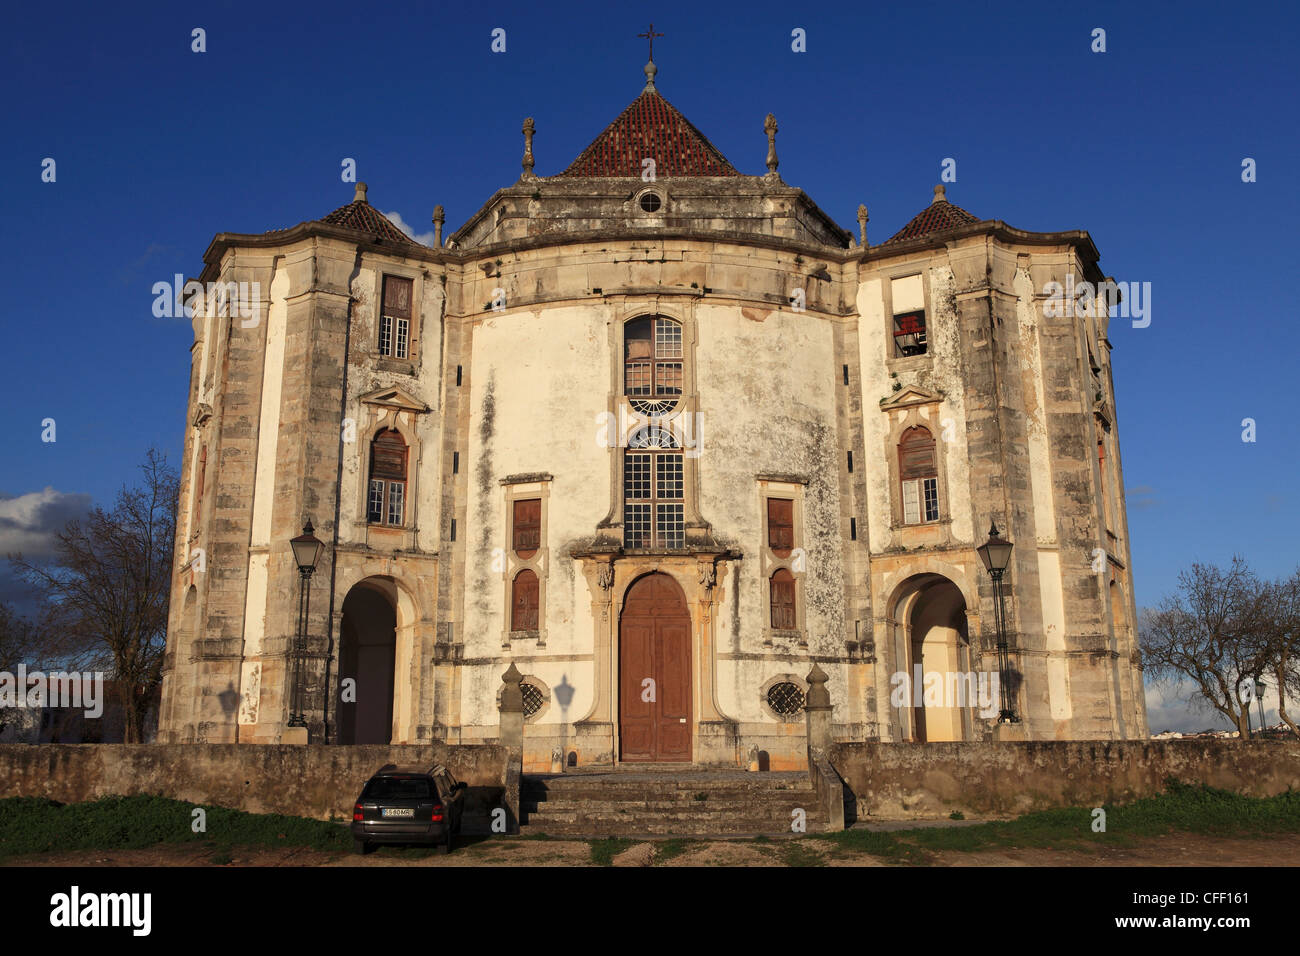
[[618, 573, 691, 761]]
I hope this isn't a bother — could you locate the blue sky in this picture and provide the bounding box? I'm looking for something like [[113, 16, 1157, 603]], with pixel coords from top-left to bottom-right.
[[1, 1, 1295, 731]]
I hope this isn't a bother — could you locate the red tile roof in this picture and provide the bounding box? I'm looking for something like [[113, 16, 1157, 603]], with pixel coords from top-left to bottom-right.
[[320, 198, 421, 244], [885, 192, 980, 244], [559, 90, 741, 178]]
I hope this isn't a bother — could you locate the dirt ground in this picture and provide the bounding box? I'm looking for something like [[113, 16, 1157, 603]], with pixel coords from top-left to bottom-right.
[[6, 831, 1298, 867]]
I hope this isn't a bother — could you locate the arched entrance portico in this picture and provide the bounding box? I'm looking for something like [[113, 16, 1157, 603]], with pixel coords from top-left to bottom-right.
[[891, 574, 975, 743], [618, 572, 691, 762], [338, 579, 397, 744]]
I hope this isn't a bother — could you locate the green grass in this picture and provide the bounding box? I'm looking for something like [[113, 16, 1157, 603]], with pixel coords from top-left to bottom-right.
[[653, 838, 692, 864], [777, 840, 826, 867], [816, 780, 1300, 862], [589, 837, 635, 866], [0, 795, 350, 863]]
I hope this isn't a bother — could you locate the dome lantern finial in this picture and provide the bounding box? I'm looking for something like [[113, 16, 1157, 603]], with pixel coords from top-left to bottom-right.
[[637, 23, 664, 92], [933, 184, 948, 205]]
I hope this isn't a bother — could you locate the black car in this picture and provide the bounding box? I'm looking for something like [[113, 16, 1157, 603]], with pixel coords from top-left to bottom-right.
[[351, 764, 466, 855]]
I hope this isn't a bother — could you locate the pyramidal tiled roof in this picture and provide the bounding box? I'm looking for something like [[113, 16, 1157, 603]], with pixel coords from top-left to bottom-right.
[[885, 186, 980, 244], [558, 79, 741, 178], [317, 184, 421, 244]]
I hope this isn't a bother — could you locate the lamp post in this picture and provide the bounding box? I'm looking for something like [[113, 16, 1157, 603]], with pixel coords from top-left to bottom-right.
[[288, 520, 324, 729], [976, 521, 1018, 724], [1256, 678, 1267, 737]]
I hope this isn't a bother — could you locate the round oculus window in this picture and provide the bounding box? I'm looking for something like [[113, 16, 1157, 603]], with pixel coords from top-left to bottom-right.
[[639, 192, 663, 213]]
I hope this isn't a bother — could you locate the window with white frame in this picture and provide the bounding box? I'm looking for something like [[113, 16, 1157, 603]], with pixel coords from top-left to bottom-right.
[[624, 425, 684, 548], [624, 316, 683, 416], [367, 428, 407, 526], [899, 426, 940, 524], [380, 276, 412, 359]]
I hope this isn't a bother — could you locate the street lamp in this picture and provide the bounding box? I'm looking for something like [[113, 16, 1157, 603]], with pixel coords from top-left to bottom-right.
[[288, 520, 324, 729], [1256, 678, 1267, 737], [976, 520, 1019, 724]]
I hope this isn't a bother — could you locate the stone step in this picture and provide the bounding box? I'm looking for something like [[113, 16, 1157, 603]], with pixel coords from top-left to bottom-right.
[[521, 815, 823, 837], [523, 795, 817, 812], [525, 808, 819, 825]]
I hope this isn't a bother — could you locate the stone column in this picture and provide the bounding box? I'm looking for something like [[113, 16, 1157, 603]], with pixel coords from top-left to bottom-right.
[[498, 663, 524, 833], [804, 663, 832, 767]]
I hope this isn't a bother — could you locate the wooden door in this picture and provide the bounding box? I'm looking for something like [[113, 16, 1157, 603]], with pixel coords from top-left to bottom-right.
[[619, 573, 691, 761]]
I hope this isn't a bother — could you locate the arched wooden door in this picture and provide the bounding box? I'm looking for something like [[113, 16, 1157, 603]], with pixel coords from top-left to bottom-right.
[[619, 573, 691, 762]]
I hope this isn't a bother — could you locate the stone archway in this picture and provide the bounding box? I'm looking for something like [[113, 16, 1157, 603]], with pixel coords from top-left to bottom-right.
[[618, 572, 692, 762], [891, 574, 975, 743], [338, 579, 398, 744]]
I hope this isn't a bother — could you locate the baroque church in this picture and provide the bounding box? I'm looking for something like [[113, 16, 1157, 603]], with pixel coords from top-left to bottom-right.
[[158, 56, 1149, 768]]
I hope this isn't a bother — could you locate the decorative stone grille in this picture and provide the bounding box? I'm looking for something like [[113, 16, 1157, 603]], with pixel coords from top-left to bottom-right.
[[767, 681, 805, 718]]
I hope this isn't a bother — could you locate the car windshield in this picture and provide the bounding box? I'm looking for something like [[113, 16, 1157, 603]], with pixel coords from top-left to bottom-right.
[[364, 776, 433, 800]]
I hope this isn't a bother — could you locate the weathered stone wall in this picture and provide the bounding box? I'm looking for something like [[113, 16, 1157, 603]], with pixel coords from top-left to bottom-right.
[[830, 740, 1300, 818], [0, 744, 508, 823]]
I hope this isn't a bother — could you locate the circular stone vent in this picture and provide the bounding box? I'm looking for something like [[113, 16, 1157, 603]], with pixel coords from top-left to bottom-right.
[[639, 191, 662, 213], [767, 681, 805, 718]]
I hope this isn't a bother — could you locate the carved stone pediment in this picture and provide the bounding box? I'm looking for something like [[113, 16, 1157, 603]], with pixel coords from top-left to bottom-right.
[[879, 385, 943, 411], [192, 403, 213, 427], [359, 385, 429, 413]]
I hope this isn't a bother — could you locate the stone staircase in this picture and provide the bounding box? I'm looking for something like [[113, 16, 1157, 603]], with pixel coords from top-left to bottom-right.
[[520, 767, 824, 837]]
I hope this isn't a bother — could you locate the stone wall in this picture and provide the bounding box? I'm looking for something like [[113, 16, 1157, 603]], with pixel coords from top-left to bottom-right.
[[0, 744, 509, 824], [830, 740, 1300, 819]]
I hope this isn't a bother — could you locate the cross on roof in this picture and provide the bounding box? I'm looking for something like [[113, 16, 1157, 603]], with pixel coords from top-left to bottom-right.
[[637, 23, 664, 61]]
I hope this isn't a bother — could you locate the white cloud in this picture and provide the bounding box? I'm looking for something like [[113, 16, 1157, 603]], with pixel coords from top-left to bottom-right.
[[0, 488, 93, 559], [384, 211, 435, 247]]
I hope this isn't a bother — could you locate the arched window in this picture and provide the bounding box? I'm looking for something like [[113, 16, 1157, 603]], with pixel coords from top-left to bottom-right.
[[511, 569, 539, 630], [193, 444, 207, 527], [899, 426, 939, 524], [624, 425, 683, 549], [624, 316, 683, 416], [368, 429, 408, 526], [770, 569, 796, 629]]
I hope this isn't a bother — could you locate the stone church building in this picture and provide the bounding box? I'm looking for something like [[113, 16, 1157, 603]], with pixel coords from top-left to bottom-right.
[[159, 59, 1149, 768]]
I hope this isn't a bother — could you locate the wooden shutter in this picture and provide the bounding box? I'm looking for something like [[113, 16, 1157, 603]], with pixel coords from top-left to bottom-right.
[[770, 570, 796, 630], [513, 498, 541, 557], [767, 498, 793, 556], [512, 570, 539, 630], [382, 276, 412, 318], [370, 430, 407, 481], [899, 427, 936, 479]]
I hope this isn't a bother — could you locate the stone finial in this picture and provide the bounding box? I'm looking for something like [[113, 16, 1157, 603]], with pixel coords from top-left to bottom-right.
[[857, 204, 869, 246], [804, 662, 831, 710], [500, 662, 524, 713], [521, 117, 536, 178], [932, 184, 948, 205], [354, 182, 368, 204], [432, 205, 445, 247], [764, 113, 779, 175], [643, 59, 658, 92]]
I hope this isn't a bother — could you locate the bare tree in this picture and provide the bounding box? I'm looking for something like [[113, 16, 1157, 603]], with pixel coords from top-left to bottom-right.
[[10, 449, 178, 742], [1262, 570, 1300, 739], [1139, 557, 1273, 739], [0, 602, 41, 736]]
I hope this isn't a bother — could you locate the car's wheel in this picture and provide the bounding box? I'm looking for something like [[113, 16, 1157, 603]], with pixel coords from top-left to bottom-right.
[[353, 839, 370, 855]]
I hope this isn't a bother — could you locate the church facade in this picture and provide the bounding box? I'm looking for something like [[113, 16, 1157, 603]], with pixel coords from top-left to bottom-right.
[[158, 61, 1149, 767]]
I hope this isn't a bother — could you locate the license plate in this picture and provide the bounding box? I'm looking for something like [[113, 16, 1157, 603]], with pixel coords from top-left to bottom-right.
[[381, 808, 414, 818]]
